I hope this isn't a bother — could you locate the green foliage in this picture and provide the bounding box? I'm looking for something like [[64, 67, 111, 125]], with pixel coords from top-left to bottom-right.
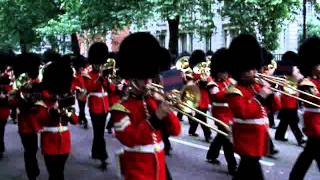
[[223, 0, 300, 50], [0, 0, 62, 52], [151, 0, 216, 35]]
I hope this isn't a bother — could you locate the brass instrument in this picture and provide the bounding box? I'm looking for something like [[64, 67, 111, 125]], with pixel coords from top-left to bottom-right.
[[256, 73, 320, 108], [147, 83, 231, 137], [193, 62, 211, 80], [176, 56, 192, 73]]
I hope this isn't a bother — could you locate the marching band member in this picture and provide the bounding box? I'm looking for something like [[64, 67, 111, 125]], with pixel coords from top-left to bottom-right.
[[84, 42, 110, 170], [289, 37, 320, 179], [72, 55, 89, 129], [274, 51, 305, 146], [188, 50, 212, 142], [226, 34, 271, 180], [14, 53, 42, 180], [205, 48, 237, 176], [0, 52, 14, 159], [35, 60, 78, 180], [110, 32, 181, 180]]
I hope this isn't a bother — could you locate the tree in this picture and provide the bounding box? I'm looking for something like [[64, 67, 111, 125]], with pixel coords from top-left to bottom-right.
[[223, 0, 300, 50], [0, 0, 62, 53], [151, 0, 216, 58]]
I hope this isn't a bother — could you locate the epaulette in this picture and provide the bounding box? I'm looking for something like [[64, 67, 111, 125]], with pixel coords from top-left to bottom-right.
[[82, 73, 92, 80], [35, 101, 48, 108], [227, 86, 243, 96], [299, 78, 316, 88], [110, 103, 130, 114]]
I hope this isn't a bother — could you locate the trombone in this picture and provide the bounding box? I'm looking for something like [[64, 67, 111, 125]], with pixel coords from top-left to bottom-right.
[[256, 73, 320, 108], [147, 83, 231, 137]]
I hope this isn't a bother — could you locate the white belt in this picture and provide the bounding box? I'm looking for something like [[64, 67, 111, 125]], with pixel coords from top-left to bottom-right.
[[304, 107, 320, 113], [89, 92, 108, 97], [212, 102, 229, 107], [42, 126, 69, 133], [124, 141, 164, 153], [234, 117, 268, 125]]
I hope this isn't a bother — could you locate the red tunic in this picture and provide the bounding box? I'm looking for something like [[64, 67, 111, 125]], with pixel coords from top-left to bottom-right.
[[84, 70, 109, 114], [32, 101, 78, 155], [227, 83, 268, 157], [111, 96, 181, 180], [209, 79, 233, 124], [72, 72, 87, 102], [301, 78, 320, 137], [0, 84, 12, 122]]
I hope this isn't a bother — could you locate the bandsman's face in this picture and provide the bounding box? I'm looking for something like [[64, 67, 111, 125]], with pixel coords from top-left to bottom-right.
[[239, 69, 256, 85], [312, 65, 320, 79], [291, 66, 304, 82], [216, 72, 229, 82]]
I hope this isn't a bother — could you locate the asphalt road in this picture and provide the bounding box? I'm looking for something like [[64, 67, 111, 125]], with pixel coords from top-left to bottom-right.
[[0, 110, 319, 180]]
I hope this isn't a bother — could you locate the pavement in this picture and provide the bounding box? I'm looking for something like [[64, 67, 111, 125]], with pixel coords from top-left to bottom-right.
[[0, 109, 319, 180]]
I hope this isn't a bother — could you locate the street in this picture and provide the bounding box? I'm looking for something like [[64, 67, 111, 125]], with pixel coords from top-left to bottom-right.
[[0, 113, 319, 180]]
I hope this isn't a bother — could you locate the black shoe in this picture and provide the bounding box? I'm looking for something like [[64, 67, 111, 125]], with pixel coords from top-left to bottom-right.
[[107, 129, 112, 134], [298, 139, 306, 147], [205, 136, 212, 143], [275, 138, 288, 142], [99, 161, 107, 170], [83, 123, 88, 129], [271, 149, 279, 155], [0, 152, 3, 160], [228, 167, 237, 176], [189, 133, 199, 137], [270, 126, 277, 129], [207, 158, 221, 165]]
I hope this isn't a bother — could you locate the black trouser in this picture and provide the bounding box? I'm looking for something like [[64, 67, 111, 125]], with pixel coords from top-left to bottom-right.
[[20, 133, 40, 180], [177, 112, 186, 121], [10, 107, 17, 122], [268, 132, 276, 154], [106, 112, 113, 130], [289, 138, 320, 180], [90, 113, 108, 161], [0, 120, 6, 153], [268, 111, 275, 128], [162, 130, 172, 155], [78, 100, 87, 125], [188, 109, 211, 139], [234, 156, 264, 180], [44, 154, 69, 180], [275, 109, 304, 143], [206, 125, 237, 172], [166, 163, 173, 180]]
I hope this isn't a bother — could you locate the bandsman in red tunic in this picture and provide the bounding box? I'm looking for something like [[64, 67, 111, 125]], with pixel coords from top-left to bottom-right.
[[13, 53, 42, 180], [35, 60, 78, 180], [289, 37, 320, 179], [205, 48, 237, 175], [71, 55, 89, 129], [274, 51, 305, 146], [188, 50, 212, 142], [226, 34, 272, 180], [83, 42, 110, 169], [0, 51, 14, 159], [110, 32, 181, 180]]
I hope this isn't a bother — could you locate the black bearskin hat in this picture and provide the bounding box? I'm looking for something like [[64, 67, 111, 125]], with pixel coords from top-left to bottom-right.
[[261, 48, 274, 67], [159, 47, 173, 72], [14, 53, 41, 79], [118, 32, 162, 79], [42, 60, 74, 95], [0, 50, 14, 72], [228, 34, 262, 79], [275, 51, 298, 76], [210, 48, 230, 77], [88, 42, 109, 65], [298, 37, 320, 77], [72, 55, 87, 71], [43, 49, 61, 64], [189, 50, 206, 68]]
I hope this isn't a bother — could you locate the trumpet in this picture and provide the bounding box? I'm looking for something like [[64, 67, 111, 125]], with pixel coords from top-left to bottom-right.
[[256, 73, 320, 108], [147, 83, 231, 137]]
